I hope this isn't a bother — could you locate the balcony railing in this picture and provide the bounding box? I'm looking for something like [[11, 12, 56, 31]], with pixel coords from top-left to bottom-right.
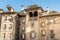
[[29, 17, 37, 21]]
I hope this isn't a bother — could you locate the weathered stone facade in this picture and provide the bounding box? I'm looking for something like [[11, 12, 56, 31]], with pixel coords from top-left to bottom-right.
[[0, 4, 60, 40]]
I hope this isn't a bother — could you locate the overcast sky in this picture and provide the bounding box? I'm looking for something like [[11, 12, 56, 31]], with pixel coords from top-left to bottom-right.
[[0, 0, 60, 12]]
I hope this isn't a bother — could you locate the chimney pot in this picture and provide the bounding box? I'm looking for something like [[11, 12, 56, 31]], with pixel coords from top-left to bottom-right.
[[21, 5, 24, 11], [46, 7, 49, 14], [0, 9, 4, 13], [6, 5, 14, 12]]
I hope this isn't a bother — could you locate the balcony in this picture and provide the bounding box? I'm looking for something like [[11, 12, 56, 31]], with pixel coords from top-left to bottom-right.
[[29, 17, 37, 21]]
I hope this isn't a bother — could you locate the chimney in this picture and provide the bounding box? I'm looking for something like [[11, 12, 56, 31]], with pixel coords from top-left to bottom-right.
[[6, 5, 14, 12], [21, 5, 24, 11], [46, 7, 49, 14], [0, 9, 4, 13]]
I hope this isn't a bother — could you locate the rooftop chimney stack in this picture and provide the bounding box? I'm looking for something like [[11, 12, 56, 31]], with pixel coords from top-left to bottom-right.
[[21, 5, 24, 11], [0, 9, 4, 13], [46, 7, 49, 14], [6, 5, 14, 12]]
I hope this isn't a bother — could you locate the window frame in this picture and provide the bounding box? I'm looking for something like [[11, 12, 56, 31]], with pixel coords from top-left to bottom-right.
[[3, 24, 6, 30], [9, 24, 12, 29], [30, 31, 36, 39], [41, 22, 45, 27], [4, 16, 7, 21], [41, 30, 46, 37]]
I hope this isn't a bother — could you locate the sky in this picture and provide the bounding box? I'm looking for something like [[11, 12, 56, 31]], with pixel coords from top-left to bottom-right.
[[0, 0, 60, 12]]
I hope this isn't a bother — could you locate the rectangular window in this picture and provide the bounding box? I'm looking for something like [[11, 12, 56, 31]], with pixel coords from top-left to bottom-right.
[[4, 16, 7, 21], [22, 34, 24, 39], [30, 31, 36, 39], [21, 34, 25, 40], [8, 16, 13, 22], [9, 24, 12, 29], [3, 33, 5, 40], [22, 27, 24, 31], [9, 33, 12, 40], [50, 30, 55, 38], [10, 16, 13, 22], [3, 24, 6, 30]]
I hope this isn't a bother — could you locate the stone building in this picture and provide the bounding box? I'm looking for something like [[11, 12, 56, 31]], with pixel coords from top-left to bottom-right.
[[0, 5, 17, 40], [0, 4, 60, 40]]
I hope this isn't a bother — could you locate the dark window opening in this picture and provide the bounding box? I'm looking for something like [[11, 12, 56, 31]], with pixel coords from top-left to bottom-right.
[[50, 30, 55, 38], [29, 11, 38, 17], [34, 11, 38, 17], [21, 34, 22, 39], [29, 12, 33, 17], [21, 34, 25, 40]]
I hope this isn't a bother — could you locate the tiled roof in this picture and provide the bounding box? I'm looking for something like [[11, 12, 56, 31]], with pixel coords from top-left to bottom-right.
[[25, 4, 44, 11], [27, 4, 40, 9]]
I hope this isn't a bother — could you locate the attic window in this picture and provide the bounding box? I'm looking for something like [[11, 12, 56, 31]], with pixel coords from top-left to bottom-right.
[[34, 11, 38, 17], [29, 12, 33, 17]]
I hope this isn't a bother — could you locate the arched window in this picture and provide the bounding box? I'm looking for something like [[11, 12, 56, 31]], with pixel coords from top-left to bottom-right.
[[40, 22, 45, 27], [34, 11, 38, 17], [41, 30, 46, 37], [29, 12, 33, 17]]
